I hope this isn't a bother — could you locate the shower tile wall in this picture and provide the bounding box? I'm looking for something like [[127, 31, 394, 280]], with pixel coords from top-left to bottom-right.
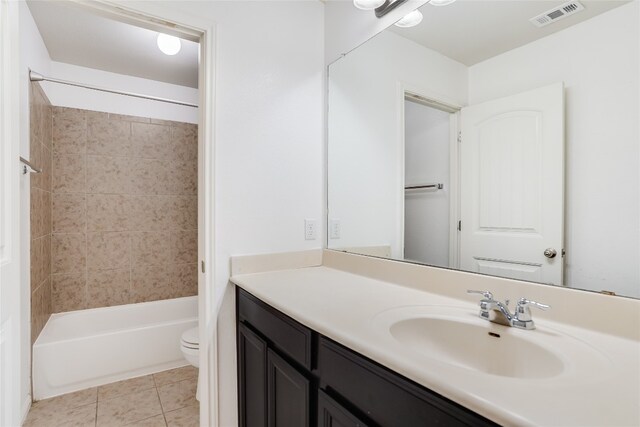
[[50, 107, 198, 312], [30, 83, 53, 343]]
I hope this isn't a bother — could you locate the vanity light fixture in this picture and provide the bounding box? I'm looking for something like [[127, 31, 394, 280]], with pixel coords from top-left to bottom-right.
[[394, 10, 423, 27], [429, 0, 457, 6], [157, 33, 181, 56], [353, 0, 386, 11]]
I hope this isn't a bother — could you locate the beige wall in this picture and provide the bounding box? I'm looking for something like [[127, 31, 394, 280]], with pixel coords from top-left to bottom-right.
[[30, 83, 53, 343], [50, 106, 198, 313]]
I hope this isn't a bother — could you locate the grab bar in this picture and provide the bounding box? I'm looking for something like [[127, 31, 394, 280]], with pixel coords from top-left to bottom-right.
[[20, 157, 42, 174]]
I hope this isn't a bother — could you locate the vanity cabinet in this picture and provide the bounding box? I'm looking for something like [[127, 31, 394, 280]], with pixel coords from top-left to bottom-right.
[[237, 288, 497, 427]]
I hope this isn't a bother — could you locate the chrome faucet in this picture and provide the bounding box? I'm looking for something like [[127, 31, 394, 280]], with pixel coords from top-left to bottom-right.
[[467, 290, 550, 330]]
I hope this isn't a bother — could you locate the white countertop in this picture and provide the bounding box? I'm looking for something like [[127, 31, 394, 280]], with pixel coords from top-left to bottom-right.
[[231, 265, 640, 427]]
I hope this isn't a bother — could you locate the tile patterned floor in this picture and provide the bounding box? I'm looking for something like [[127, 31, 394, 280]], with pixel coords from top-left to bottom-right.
[[23, 366, 199, 427]]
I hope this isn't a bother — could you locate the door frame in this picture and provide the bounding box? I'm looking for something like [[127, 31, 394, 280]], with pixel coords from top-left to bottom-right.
[[397, 82, 462, 268], [1, 1, 218, 425]]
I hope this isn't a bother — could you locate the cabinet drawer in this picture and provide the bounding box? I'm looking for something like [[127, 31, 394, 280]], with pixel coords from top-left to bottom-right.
[[238, 288, 312, 369], [318, 338, 497, 427]]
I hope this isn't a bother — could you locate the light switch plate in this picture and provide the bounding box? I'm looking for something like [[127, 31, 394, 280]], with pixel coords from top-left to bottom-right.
[[329, 219, 341, 239], [305, 219, 318, 240]]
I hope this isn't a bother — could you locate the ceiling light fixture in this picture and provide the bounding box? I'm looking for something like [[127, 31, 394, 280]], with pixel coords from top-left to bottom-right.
[[394, 10, 423, 27], [353, 0, 386, 10], [157, 33, 181, 56], [429, 0, 456, 6]]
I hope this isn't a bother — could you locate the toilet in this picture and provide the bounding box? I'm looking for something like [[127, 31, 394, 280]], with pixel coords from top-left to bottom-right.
[[180, 327, 200, 401], [180, 327, 199, 368]]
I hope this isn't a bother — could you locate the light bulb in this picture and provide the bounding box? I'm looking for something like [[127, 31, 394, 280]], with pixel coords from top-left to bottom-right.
[[353, 0, 386, 10], [394, 10, 423, 28], [157, 33, 181, 56], [429, 0, 456, 6]]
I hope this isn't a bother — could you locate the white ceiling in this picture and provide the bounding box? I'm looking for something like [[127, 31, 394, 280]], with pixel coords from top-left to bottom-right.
[[390, 0, 630, 66], [27, 1, 199, 88]]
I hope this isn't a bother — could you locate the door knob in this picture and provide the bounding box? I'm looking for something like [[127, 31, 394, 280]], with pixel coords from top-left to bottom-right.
[[544, 248, 557, 259]]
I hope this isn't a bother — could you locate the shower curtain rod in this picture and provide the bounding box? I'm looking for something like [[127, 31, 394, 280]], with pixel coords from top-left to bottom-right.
[[29, 70, 198, 108]]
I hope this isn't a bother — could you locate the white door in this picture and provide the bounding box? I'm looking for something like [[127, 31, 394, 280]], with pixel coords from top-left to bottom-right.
[[459, 83, 564, 285], [1, 0, 24, 424]]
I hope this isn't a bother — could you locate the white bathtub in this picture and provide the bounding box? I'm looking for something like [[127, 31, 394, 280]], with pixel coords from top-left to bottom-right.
[[33, 296, 197, 400]]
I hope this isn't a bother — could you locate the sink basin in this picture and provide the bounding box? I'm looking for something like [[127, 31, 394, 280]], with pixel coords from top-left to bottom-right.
[[372, 305, 611, 381], [390, 317, 564, 379]]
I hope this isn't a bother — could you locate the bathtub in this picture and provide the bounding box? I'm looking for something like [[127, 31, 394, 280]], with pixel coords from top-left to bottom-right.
[[33, 296, 197, 400]]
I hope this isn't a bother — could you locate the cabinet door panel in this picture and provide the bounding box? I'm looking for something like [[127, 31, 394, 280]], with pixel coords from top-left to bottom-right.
[[267, 349, 310, 427], [318, 390, 367, 427], [238, 323, 268, 427]]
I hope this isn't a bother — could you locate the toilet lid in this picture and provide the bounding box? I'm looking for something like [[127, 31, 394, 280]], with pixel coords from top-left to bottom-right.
[[181, 327, 199, 346]]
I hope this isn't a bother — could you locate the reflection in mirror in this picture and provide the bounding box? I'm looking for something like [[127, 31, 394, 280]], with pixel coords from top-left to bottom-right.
[[327, 0, 639, 298]]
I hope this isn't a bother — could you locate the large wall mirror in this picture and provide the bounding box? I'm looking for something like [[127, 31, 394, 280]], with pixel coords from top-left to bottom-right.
[[327, 0, 639, 298]]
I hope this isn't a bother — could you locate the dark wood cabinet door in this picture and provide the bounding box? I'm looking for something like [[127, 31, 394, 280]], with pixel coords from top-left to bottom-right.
[[318, 390, 367, 427], [267, 349, 310, 427], [238, 323, 268, 427]]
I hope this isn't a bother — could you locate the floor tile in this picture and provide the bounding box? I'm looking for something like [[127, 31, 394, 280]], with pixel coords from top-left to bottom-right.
[[125, 414, 167, 427], [27, 388, 97, 421], [98, 375, 156, 401], [153, 366, 197, 388], [165, 405, 199, 427], [97, 388, 163, 426], [24, 402, 97, 427], [157, 378, 198, 413]]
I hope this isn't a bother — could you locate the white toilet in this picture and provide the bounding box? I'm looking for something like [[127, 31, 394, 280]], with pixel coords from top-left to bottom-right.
[[180, 327, 199, 368], [180, 327, 200, 401]]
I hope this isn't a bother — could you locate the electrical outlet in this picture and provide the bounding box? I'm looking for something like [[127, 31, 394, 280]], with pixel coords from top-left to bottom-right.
[[305, 219, 318, 240], [329, 219, 341, 239]]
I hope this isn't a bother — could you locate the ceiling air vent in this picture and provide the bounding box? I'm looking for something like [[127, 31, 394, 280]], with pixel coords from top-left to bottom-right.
[[529, 1, 585, 28]]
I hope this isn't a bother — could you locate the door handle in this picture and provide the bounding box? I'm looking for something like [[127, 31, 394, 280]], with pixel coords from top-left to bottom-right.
[[543, 248, 557, 259]]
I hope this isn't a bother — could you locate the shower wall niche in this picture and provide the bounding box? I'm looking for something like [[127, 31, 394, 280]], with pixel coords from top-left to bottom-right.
[[50, 106, 198, 312]]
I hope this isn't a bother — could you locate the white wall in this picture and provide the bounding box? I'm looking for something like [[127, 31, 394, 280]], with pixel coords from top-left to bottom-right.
[[404, 101, 450, 267], [468, 1, 640, 297], [18, 1, 52, 419], [324, 0, 428, 64], [119, 2, 325, 425], [328, 30, 466, 258], [45, 61, 198, 123]]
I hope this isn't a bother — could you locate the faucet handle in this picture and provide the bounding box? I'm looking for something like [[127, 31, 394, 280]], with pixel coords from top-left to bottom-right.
[[467, 290, 494, 300], [517, 298, 550, 311]]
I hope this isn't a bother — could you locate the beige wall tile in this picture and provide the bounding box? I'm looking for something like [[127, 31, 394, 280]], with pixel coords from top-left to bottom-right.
[[87, 155, 131, 194], [171, 264, 197, 298], [87, 269, 131, 308], [30, 188, 45, 239], [170, 196, 197, 231], [131, 122, 172, 160], [41, 145, 52, 192], [31, 236, 47, 291], [87, 194, 130, 232], [31, 279, 51, 343], [52, 273, 86, 313], [166, 161, 197, 195], [53, 107, 86, 154], [131, 264, 173, 303], [52, 193, 85, 232], [42, 105, 53, 150], [130, 159, 165, 195], [109, 113, 150, 123], [129, 196, 173, 232], [132, 232, 171, 267], [87, 232, 131, 271], [53, 153, 86, 193], [52, 233, 86, 274], [170, 231, 197, 264], [30, 139, 43, 189], [42, 190, 52, 235], [87, 116, 131, 157]]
